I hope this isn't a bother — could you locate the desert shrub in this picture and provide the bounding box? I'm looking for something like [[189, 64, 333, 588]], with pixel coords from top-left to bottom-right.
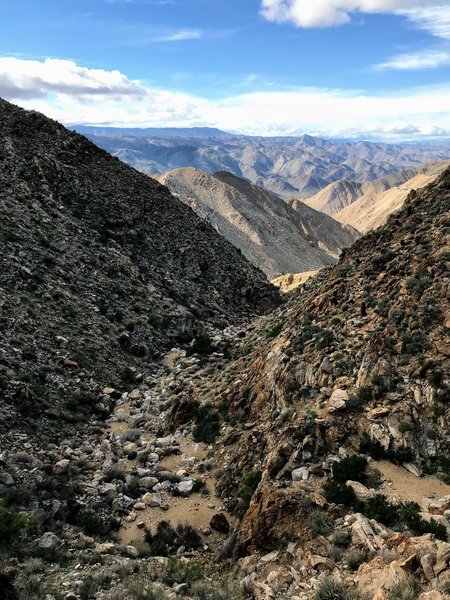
[[400, 331, 431, 355], [345, 547, 369, 572], [161, 557, 202, 587], [265, 322, 283, 339], [386, 575, 418, 600], [365, 494, 398, 526], [0, 499, 29, 545], [322, 480, 363, 511], [314, 577, 365, 600], [237, 469, 262, 518], [193, 404, 220, 444], [306, 510, 333, 536], [103, 465, 126, 482], [356, 386, 373, 403], [192, 478, 208, 495], [187, 334, 214, 356], [359, 436, 386, 460], [74, 510, 117, 538], [190, 580, 245, 600], [397, 421, 414, 435], [406, 275, 433, 299], [144, 521, 201, 555], [332, 456, 368, 483], [121, 429, 141, 443], [366, 496, 447, 539], [175, 524, 202, 551], [125, 578, 171, 600]]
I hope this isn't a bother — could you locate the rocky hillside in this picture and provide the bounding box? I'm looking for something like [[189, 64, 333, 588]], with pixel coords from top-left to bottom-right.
[[179, 168, 450, 597], [154, 168, 359, 279], [0, 98, 278, 434], [305, 160, 449, 220], [335, 161, 450, 232], [76, 127, 450, 199]]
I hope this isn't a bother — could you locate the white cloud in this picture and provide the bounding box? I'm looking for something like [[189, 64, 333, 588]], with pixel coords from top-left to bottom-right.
[[0, 57, 145, 100], [2, 57, 450, 140], [260, 0, 450, 38], [373, 49, 450, 70], [399, 6, 450, 39], [145, 29, 203, 42]]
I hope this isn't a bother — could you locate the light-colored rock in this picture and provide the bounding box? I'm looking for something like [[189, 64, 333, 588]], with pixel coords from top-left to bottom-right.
[[329, 389, 348, 411], [292, 467, 309, 481], [176, 480, 194, 496], [38, 532, 61, 549], [346, 480, 376, 501]]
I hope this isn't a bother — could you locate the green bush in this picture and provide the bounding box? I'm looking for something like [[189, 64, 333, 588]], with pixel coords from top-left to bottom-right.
[[332, 456, 368, 484], [0, 499, 29, 544], [193, 405, 221, 444], [314, 578, 365, 600], [323, 480, 363, 511], [345, 547, 369, 572], [161, 557, 202, 587], [386, 575, 418, 600], [306, 510, 333, 536], [125, 578, 171, 600], [237, 469, 262, 518], [187, 334, 214, 356], [190, 580, 245, 600], [265, 322, 283, 339], [144, 521, 201, 555]]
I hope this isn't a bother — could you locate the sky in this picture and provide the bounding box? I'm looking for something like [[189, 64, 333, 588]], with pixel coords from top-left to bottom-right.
[[1, 0, 450, 138]]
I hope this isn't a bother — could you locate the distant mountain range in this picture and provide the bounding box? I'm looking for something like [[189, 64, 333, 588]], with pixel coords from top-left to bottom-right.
[[154, 168, 359, 279], [74, 126, 450, 199]]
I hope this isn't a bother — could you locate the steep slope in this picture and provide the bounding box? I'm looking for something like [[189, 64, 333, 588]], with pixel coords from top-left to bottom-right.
[[305, 160, 450, 221], [335, 160, 450, 232], [78, 128, 450, 198], [181, 169, 449, 573], [302, 179, 363, 215], [153, 167, 359, 279], [0, 98, 278, 432]]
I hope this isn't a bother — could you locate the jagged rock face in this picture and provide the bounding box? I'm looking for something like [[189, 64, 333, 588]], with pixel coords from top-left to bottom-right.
[[201, 169, 450, 550], [154, 167, 359, 279], [0, 98, 278, 431]]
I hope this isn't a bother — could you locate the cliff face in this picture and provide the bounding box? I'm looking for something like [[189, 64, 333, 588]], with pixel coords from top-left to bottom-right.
[[0, 99, 278, 432]]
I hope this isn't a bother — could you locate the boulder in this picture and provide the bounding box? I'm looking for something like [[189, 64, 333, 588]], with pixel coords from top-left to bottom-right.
[[176, 480, 194, 496], [346, 480, 376, 502], [328, 389, 348, 411], [38, 532, 61, 549], [292, 467, 309, 482], [210, 513, 230, 534]]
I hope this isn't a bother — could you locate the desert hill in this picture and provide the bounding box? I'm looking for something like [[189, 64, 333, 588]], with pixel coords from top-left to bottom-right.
[[335, 161, 450, 232], [153, 167, 359, 279]]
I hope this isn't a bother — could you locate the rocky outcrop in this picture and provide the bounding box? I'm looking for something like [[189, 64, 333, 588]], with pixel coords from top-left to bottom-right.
[[187, 168, 450, 600]]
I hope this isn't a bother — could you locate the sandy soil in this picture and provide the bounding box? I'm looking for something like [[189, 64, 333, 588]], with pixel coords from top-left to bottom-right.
[[374, 460, 450, 507]]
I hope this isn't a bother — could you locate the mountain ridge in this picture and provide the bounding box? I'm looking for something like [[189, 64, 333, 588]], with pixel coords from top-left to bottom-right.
[[154, 167, 359, 279]]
